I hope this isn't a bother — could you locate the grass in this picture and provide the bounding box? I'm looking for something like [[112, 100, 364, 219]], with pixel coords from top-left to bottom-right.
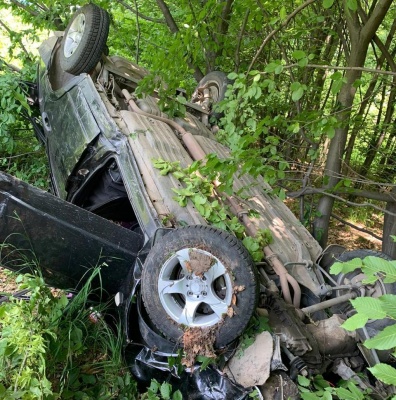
[[0, 250, 139, 400]]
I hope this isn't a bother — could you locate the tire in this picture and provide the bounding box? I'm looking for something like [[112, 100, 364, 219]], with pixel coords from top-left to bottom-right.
[[191, 71, 230, 122], [60, 4, 110, 75], [329, 249, 396, 331], [141, 225, 258, 348]]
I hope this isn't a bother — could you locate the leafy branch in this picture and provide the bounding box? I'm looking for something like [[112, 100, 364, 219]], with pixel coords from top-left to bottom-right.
[[153, 158, 272, 261], [330, 250, 396, 387]]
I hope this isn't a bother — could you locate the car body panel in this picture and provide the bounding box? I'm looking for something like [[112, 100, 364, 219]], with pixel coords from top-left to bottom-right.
[[41, 76, 101, 198], [0, 172, 143, 294]]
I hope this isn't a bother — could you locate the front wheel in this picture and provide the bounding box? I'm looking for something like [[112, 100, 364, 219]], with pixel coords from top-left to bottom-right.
[[141, 225, 258, 348]]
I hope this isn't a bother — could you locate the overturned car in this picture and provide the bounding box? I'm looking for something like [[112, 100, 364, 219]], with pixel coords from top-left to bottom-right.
[[1, 4, 395, 398]]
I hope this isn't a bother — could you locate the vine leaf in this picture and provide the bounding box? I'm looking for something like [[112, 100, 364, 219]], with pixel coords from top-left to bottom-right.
[[346, 0, 358, 11], [364, 324, 396, 350], [362, 257, 396, 284], [349, 297, 386, 320], [329, 257, 362, 275], [368, 363, 396, 386], [341, 313, 368, 331]]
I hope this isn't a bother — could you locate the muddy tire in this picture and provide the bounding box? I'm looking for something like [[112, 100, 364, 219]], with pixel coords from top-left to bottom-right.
[[60, 4, 110, 75], [191, 71, 230, 122], [141, 225, 258, 348], [330, 249, 396, 331]]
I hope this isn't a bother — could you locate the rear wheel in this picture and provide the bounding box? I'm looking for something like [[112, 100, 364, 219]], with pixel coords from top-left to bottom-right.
[[141, 225, 258, 348], [329, 249, 396, 331], [191, 71, 230, 122], [60, 4, 110, 75]]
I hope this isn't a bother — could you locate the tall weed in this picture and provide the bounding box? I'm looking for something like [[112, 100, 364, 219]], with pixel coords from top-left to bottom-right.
[[0, 265, 138, 399]]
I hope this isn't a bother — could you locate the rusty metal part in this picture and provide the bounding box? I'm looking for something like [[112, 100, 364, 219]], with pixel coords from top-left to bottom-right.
[[301, 291, 357, 315], [224, 192, 301, 308], [306, 315, 358, 358], [266, 294, 322, 368], [271, 335, 288, 371]]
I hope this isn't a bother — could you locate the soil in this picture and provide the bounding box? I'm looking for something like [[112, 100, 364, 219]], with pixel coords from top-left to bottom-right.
[[284, 198, 383, 252], [0, 268, 18, 295], [182, 327, 217, 368], [327, 217, 382, 251]]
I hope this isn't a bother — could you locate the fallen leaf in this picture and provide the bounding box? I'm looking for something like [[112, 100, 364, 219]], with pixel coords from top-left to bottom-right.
[[227, 306, 234, 318]]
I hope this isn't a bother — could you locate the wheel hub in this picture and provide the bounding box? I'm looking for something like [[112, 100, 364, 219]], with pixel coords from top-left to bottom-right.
[[187, 275, 208, 298], [63, 14, 86, 58], [157, 248, 233, 327]]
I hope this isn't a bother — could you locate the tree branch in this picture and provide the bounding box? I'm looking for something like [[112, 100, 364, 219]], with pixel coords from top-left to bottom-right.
[[0, 19, 31, 60], [115, 0, 165, 24], [248, 0, 318, 72], [9, 0, 39, 17], [217, 0, 234, 38], [331, 213, 383, 241], [155, 0, 178, 33], [155, 0, 203, 81], [235, 10, 249, 72], [358, 6, 396, 72], [287, 186, 396, 215], [360, 0, 393, 44], [0, 57, 21, 73], [132, 0, 141, 63], [274, 63, 396, 77]]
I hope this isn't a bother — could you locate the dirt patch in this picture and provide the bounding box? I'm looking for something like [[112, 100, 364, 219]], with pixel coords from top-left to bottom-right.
[[185, 249, 215, 277], [0, 266, 18, 294], [182, 326, 217, 368], [284, 198, 383, 251], [327, 218, 382, 251]]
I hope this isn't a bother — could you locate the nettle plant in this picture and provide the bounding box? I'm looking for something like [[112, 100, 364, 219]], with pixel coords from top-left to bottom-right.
[[330, 249, 396, 387]]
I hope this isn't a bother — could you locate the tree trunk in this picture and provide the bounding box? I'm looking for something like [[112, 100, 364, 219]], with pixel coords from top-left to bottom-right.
[[360, 76, 396, 177], [155, 0, 204, 81], [383, 187, 396, 259], [313, 0, 393, 247]]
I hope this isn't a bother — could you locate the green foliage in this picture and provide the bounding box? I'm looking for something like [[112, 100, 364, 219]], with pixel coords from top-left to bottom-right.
[[297, 374, 371, 399], [167, 350, 184, 376], [0, 274, 65, 399], [153, 158, 273, 261], [0, 71, 31, 151], [215, 72, 291, 188], [330, 256, 396, 286], [0, 265, 138, 399], [242, 229, 273, 263], [368, 363, 396, 386], [0, 64, 48, 188], [330, 255, 396, 388], [236, 314, 270, 356], [195, 355, 216, 371], [141, 379, 182, 400]]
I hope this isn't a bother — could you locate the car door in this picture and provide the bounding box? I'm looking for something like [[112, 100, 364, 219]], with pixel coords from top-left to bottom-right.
[[0, 172, 143, 295]]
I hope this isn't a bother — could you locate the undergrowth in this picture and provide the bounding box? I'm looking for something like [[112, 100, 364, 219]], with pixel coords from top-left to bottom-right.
[[0, 267, 138, 400]]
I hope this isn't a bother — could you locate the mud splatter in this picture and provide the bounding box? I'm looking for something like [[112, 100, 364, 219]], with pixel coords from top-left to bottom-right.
[[185, 249, 215, 277], [182, 326, 217, 368]]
